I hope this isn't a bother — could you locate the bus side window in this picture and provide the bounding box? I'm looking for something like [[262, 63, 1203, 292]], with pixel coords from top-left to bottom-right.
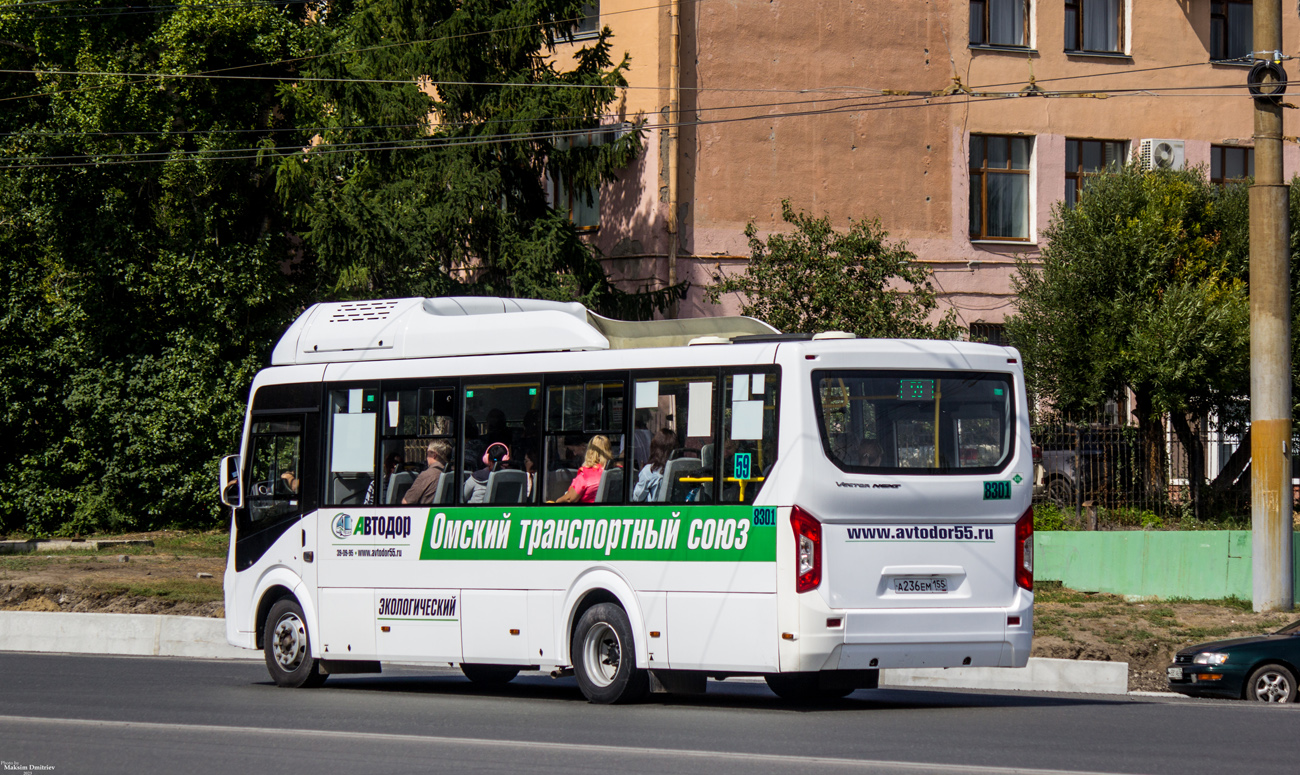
[[543, 378, 626, 504], [377, 385, 457, 506], [325, 387, 380, 506], [245, 418, 303, 524], [463, 380, 541, 504], [632, 375, 716, 504], [721, 371, 779, 504]]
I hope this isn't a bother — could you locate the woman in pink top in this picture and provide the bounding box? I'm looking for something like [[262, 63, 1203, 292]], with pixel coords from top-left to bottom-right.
[[553, 435, 613, 504]]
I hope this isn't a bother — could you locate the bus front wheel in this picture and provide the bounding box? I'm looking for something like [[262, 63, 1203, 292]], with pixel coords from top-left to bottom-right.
[[571, 603, 649, 704], [263, 598, 327, 688]]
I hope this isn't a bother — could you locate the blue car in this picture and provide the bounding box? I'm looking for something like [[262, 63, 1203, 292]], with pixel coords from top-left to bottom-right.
[[1167, 620, 1300, 702]]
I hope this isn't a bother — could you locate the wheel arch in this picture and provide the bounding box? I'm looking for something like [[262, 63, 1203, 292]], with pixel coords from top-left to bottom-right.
[[560, 568, 648, 669], [250, 568, 316, 652], [1240, 657, 1300, 699]]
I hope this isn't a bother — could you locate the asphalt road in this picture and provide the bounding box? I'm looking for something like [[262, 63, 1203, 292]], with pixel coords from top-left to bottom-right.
[[0, 653, 1297, 775]]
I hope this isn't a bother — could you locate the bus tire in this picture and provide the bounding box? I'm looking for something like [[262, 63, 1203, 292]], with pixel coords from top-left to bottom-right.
[[764, 673, 854, 703], [263, 598, 327, 688], [460, 664, 520, 685], [572, 602, 649, 704]]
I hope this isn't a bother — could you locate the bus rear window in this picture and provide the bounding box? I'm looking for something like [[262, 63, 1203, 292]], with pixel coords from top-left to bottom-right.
[[813, 370, 1014, 475]]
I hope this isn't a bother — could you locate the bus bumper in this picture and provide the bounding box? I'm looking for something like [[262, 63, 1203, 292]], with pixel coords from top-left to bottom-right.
[[792, 590, 1033, 672]]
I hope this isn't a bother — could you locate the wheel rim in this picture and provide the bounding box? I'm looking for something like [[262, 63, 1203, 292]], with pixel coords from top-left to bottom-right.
[[271, 612, 307, 672], [1252, 670, 1291, 702], [581, 621, 621, 688]]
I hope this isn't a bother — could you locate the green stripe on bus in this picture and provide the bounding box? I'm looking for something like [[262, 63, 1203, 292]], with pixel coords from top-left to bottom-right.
[[417, 505, 775, 562]]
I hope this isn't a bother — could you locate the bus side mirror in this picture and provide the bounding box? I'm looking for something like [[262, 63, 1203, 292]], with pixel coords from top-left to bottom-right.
[[220, 454, 243, 509]]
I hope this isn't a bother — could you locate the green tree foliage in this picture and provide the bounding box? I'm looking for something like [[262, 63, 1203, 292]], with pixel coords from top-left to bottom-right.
[[1006, 166, 1250, 517], [276, 0, 680, 318], [705, 201, 961, 339], [0, 1, 314, 534]]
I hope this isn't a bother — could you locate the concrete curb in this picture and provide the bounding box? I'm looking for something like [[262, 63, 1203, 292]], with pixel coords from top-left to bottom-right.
[[0, 610, 1130, 695], [0, 539, 154, 555], [880, 657, 1129, 695], [0, 611, 253, 661]]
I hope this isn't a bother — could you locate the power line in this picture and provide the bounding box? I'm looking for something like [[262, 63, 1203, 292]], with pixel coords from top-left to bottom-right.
[[1, 0, 81, 7], [0, 79, 1281, 171], [0, 90, 1031, 169], [0, 75, 1273, 162], [967, 60, 1219, 91], [0, 0, 683, 106], [0, 62, 1267, 101], [4, 0, 312, 21], [0, 88, 885, 140]]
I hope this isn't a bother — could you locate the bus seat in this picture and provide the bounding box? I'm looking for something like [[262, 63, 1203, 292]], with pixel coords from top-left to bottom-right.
[[701, 443, 714, 468], [331, 473, 371, 506], [547, 468, 576, 501], [658, 458, 701, 502], [386, 471, 417, 504], [433, 471, 454, 504], [594, 467, 624, 503], [487, 469, 528, 503]]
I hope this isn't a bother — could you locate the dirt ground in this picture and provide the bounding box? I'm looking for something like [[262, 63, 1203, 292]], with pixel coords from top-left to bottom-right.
[[1032, 582, 1295, 692], [2, 532, 1295, 692], [0, 532, 226, 618]]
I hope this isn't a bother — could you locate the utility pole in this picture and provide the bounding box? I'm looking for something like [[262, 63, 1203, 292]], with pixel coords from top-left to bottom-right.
[[666, 0, 681, 319], [1250, 0, 1293, 612]]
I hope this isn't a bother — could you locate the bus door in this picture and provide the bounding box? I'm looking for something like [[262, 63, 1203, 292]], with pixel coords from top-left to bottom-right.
[[238, 412, 318, 587]]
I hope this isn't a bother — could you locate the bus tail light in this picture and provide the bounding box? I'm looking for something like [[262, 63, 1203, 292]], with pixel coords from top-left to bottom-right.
[[791, 506, 822, 593], [1015, 506, 1034, 591]]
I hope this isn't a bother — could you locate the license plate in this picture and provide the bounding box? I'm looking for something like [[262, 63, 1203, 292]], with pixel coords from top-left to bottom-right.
[[893, 577, 948, 594], [1167, 667, 1183, 680]]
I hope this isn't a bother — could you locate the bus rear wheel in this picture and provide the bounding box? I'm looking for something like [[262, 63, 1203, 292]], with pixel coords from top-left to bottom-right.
[[264, 598, 327, 688], [460, 664, 520, 685], [571, 603, 649, 704], [764, 672, 855, 703]]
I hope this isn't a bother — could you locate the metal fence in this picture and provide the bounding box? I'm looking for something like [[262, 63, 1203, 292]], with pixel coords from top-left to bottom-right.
[[1030, 413, 1253, 528]]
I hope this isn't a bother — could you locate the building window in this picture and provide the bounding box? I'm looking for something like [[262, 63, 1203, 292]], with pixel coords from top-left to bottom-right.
[[547, 125, 617, 232], [1211, 145, 1254, 185], [970, 134, 1032, 241], [573, 2, 599, 38], [1211, 1, 1252, 61], [1065, 139, 1125, 208], [970, 0, 1029, 47], [969, 323, 1010, 347], [1065, 0, 1121, 53], [549, 175, 600, 231]]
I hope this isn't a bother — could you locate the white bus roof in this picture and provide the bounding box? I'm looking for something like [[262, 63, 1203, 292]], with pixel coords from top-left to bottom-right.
[[269, 296, 781, 365]]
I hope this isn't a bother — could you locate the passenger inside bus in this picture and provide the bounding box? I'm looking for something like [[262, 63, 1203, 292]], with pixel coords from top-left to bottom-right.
[[279, 470, 300, 494], [849, 438, 884, 467], [631, 410, 653, 468], [633, 429, 676, 501], [465, 442, 511, 503], [363, 452, 404, 505], [521, 447, 538, 499], [551, 435, 613, 504], [403, 441, 452, 505]]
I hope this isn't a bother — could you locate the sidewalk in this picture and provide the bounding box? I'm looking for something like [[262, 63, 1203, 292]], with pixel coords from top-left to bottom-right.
[[0, 610, 1130, 695]]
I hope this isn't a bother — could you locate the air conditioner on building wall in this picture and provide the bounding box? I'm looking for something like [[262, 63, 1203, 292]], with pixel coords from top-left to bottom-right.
[[1139, 139, 1186, 171]]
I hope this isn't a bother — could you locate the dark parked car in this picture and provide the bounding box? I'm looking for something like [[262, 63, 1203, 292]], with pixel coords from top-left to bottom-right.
[[1030, 425, 1132, 508], [1167, 620, 1300, 702]]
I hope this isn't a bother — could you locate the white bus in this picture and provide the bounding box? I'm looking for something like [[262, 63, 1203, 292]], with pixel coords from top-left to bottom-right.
[[220, 296, 1034, 703]]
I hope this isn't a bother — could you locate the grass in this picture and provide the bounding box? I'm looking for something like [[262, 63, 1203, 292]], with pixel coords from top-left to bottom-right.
[[97, 579, 223, 606], [1034, 502, 1266, 533], [0, 555, 40, 572]]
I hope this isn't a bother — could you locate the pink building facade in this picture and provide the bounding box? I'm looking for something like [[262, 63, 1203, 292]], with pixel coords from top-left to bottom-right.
[[565, 0, 1300, 333]]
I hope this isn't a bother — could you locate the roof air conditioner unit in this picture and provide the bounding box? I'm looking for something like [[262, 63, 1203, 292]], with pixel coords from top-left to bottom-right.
[[1139, 139, 1186, 171]]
